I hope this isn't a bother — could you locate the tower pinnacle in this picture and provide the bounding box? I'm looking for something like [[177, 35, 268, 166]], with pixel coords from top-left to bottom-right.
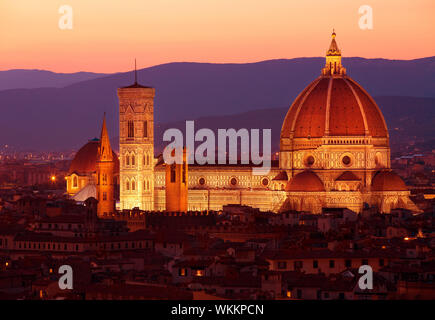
[[98, 113, 113, 162]]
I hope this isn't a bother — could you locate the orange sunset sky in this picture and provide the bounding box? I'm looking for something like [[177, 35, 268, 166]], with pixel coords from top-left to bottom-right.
[[1, 0, 434, 73]]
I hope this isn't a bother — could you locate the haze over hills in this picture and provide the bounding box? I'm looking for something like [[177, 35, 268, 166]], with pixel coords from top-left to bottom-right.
[[0, 69, 107, 90], [0, 57, 434, 151]]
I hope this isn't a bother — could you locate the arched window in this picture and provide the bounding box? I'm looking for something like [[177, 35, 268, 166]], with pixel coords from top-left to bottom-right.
[[73, 176, 78, 188], [126, 155, 130, 166], [132, 180, 136, 191], [147, 180, 150, 190], [147, 154, 150, 166], [170, 164, 176, 183], [126, 180, 130, 191], [143, 121, 148, 138], [132, 155, 135, 166], [144, 179, 147, 190], [127, 120, 134, 138]]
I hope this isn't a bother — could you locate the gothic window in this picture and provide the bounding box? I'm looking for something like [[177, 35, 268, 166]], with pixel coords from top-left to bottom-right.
[[73, 176, 78, 188], [143, 155, 146, 166], [147, 180, 150, 190], [102, 174, 107, 185], [170, 164, 176, 183], [126, 155, 130, 166], [147, 154, 150, 166], [127, 120, 134, 138], [143, 121, 148, 138], [144, 179, 147, 190], [126, 180, 130, 191], [132, 155, 135, 166], [182, 163, 186, 184], [132, 180, 136, 191], [103, 192, 107, 201]]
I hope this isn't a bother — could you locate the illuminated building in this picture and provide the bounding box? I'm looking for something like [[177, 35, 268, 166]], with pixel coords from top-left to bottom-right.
[[69, 32, 419, 214]]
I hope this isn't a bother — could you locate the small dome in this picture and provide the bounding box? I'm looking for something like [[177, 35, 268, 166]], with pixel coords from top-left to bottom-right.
[[69, 139, 119, 175], [286, 170, 325, 192], [372, 171, 407, 191], [335, 171, 361, 181]]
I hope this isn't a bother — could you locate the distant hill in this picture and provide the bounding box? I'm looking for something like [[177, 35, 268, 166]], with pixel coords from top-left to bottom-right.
[[0, 69, 107, 90], [0, 57, 434, 151]]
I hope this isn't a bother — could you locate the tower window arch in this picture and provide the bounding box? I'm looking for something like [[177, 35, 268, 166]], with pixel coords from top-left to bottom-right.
[[126, 154, 130, 166], [143, 121, 148, 138], [132, 154, 135, 166], [131, 180, 136, 191], [126, 180, 130, 191], [170, 164, 176, 183], [127, 120, 134, 138]]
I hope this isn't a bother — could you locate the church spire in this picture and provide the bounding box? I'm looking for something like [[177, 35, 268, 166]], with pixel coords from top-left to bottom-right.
[[98, 113, 113, 162], [322, 30, 346, 76]]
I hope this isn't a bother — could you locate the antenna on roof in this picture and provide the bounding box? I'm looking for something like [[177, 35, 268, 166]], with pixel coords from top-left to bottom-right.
[[134, 58, 137, 85]]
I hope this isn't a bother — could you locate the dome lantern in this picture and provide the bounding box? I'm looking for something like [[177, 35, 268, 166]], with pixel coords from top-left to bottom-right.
[[322, 30, 346, 76]]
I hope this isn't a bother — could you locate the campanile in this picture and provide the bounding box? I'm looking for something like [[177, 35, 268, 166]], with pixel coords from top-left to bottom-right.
[[118, 65, 155, 210]]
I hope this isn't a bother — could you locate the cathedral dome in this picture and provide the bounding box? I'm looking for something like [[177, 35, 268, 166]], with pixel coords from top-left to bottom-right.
[[69, 139, 119, 175], [286, 170, 325, 192], [281, 32, 388, 144], [372, 171, 408, 191]]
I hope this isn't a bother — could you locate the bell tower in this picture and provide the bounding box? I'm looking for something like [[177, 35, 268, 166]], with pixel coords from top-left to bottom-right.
[[118, 61, 155, 210]]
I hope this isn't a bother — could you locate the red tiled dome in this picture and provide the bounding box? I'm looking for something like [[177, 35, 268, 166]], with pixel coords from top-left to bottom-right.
[[281, 76, 388, 141], [372, 171, 407, 191], [69, 139, 119, 175], [286, 170, 325, 192]]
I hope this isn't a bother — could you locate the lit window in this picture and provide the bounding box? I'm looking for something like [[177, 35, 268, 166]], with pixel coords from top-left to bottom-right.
[[195, 269, 204, 277]]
